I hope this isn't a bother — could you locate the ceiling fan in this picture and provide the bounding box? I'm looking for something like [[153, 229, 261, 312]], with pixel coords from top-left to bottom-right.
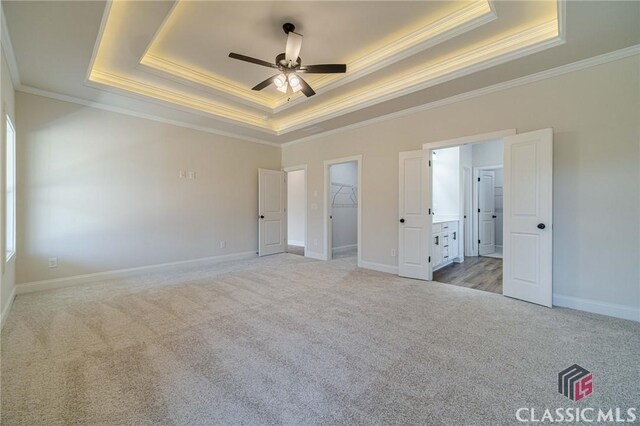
[[228, 23, 347, 98]]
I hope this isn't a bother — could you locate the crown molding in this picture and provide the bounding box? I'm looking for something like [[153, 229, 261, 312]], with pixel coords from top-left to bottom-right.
[[20, 44, 638, 151], [1, 5, 21, 87], [273, 0, 497, 114], [88, 69, 272, 131], [18, 44, 638, 151], [86, 1, 563, 134], [139, 0, 496, 113], [140, 53, 276, 111], [275, 20, 563, 133], [84, 0, 111, 83], [16, 85, 281, 147], [281, 44, 640, 147]]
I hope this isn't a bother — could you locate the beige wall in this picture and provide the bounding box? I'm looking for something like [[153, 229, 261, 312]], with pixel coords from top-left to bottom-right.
[[282, 55, 640, 316], [1, 44, 16, 323], [16, 92, 280, 284]]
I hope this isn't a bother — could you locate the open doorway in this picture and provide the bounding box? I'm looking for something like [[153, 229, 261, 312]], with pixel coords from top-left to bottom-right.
[[324, 155, 362, 266], [330, 162, 358, 260], [400, 128, 553, 307], [431, 139, 504, 295], [285, 166, 306, 256]]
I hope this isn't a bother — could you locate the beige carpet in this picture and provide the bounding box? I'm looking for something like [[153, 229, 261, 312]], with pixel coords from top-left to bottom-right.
[[1, 253, 638, 425]]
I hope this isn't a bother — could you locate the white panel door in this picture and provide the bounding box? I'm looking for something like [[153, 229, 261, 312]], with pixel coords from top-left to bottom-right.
[[398, 150, 431, 280], [478, 170, 496, 256], [503, 129, 553, 307], [259, 169, 286, 256]]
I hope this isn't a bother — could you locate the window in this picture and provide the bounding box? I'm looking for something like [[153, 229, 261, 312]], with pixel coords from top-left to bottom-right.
[[6, 115, 15, 260]]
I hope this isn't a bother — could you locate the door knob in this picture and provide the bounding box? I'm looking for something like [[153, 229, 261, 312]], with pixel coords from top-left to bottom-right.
[[260, 215, 264, 219], [537, 223, 546, 229], [400, 218, 405, 223]]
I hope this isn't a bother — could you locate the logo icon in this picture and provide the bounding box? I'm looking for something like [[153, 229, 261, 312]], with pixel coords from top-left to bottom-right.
[[558, 364, 593, 401]]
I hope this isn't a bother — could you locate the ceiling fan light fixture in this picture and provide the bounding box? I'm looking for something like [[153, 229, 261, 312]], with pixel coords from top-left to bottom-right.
[[274, 73, 287, 88], [228, 22, 346, 98], [288, 73, 302, 92]]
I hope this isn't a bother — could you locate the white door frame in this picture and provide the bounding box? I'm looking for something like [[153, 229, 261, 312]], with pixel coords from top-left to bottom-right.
[[423, 129, 516, 151], [323, 155, 362, 266], [283, 164, 308, 256], [473, 165, 503, 257], [422, 129, 515, 295], [423, 129, 515, 260], [462, 166, 473, 258]]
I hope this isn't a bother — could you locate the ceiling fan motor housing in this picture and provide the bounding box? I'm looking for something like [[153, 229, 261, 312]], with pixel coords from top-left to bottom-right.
[[276, 53, 301, 69], [282, 23, 296, 34]]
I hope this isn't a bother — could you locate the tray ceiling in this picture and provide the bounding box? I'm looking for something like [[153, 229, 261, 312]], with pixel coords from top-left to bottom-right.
[[86, 0, 561, 135], [6, 1, 638, 144]]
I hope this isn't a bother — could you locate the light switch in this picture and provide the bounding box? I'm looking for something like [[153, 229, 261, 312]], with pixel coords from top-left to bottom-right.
[[179, 171, 186, 178], [188, 171, 196, 179]]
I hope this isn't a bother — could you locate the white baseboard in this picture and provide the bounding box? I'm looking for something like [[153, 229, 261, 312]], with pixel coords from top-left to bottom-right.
[[15, 251, 257, 295], [553, 294, 640, 322], [332, 244, 357, 254], [1, 285, 16, 330], [287, 240, 305, 247], [305, 250, 327, 261], [359, 260, 398, 275]]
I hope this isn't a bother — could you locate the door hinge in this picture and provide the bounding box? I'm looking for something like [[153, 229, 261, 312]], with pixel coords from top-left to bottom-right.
[[478, 239, 481, 244], [478, 208, 480, 213], [428, 256, 431, 262], [478, 177, 480, 182], [428, 160, 432, 167], [428, 208, 431, 215]]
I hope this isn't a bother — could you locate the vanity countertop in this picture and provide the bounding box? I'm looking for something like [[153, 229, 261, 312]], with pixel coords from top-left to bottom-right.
[[432, 216, 460, 224]]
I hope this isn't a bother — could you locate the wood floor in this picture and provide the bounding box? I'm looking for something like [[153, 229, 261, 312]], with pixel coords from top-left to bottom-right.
[[287, 245, 305, 256], [432, 256, 502, 294]]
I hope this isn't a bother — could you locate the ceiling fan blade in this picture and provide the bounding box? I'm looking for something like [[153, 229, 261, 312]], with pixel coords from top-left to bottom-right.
[[285, 32, 303, 65], [299, 64, 347, 74], [229, 53, 278, 69], [296, 75, 316, 97], [251, 74, 279, 91]]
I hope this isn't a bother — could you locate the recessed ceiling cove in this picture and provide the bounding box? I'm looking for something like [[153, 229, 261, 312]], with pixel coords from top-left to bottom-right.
[[87, 0, 562, 135]]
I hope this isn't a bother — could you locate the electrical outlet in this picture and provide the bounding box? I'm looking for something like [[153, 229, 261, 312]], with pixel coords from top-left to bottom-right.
[[48, 257, 58, 268], [179, 170, 186, 178], [391, 249, 397, 257], [188, 171, 196, 179], [219, 240, 226, 249]]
